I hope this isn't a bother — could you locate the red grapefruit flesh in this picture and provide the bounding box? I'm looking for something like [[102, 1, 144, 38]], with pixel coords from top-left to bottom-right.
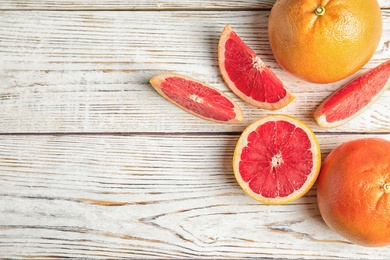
[[150, 74, 243, 124], [218, 25, 295, 110], [315, 60, 390, 128], [233, 115, 321, 204]]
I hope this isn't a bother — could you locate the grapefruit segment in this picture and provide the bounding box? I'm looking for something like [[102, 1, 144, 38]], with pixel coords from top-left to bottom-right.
[[218, 25, 295, 110], [233, 115, 321, 204], [150, 74, 243, 124], [314, 60, 390, 128]]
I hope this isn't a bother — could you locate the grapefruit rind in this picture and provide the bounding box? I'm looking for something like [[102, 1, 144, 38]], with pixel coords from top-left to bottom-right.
[[317, 138, 390, 247], [267, 0, 383, 84], [218, 25, 295, 110], [233, 115, 321, 204], [150, 73, 244, 124], [314, 60, 390, 128]]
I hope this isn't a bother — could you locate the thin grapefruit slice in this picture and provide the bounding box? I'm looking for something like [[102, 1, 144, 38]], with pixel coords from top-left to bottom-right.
[[233, 115, 321, 204], [218, 25, 295, 110], [315, 60, 390, 128], [150, 74, 243, 124]]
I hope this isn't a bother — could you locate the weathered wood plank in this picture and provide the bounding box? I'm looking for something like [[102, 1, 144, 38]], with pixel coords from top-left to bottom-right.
[[1, 0, 389, 10], [1, 134, 390, 258], [1, 1, 389, 259], [0, 10, 389, 134]]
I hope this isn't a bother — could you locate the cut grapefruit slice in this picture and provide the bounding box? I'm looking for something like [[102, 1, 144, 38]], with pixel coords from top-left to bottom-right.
[[315, 60, 390, 128], [150, 74, 243, 124], [233, 115, 321, 204], [218, 25, 295, 110]]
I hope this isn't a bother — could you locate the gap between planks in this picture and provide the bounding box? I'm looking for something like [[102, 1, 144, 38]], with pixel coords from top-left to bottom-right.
[[0, 7, 273, 12], [0, 131, 389, 137]]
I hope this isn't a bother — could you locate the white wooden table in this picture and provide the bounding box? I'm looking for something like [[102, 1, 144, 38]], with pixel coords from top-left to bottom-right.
[[0, 1, 390, 258]]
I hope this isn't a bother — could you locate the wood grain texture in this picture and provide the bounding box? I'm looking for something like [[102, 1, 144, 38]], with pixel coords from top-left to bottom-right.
[[1, 0, 390, 10], [3, 0, 388, 10], [1, 134, 390, 259], [1, 1, 390, 258], [0, 10, 389, 134]]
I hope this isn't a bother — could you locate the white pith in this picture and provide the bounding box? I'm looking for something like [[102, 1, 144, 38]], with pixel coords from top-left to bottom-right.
[[271, 152, 284, 168], [252, 56, 266, 72], [189, 94, 204, 103]]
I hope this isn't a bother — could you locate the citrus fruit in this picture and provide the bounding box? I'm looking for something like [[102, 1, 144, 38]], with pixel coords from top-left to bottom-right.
[[150, 74, 243, 124], [317, 138, 390, 247], [314, 60, 390, 128], [233, 115, 321, 204], [268, 0, 383, 83], [218, 25, 295, 110]]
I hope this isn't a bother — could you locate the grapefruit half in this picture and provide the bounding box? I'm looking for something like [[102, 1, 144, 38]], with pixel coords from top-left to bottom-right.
[[233, 115, 321, 204], [315, 60, 390, 128], [150, 74, 243, 124], [218, 25, 295, 110]]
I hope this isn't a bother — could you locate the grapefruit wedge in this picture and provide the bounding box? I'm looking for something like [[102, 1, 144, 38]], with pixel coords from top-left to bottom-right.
[[233, 115, 321, 204], [315, 60, 390, 128], [150, 74, 243, 124], [218, 25, 295, 110]]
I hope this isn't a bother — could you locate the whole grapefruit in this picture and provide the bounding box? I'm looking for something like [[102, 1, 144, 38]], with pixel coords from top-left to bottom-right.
[[317, 138, 390, 247], [268, 0, 383, 84]]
